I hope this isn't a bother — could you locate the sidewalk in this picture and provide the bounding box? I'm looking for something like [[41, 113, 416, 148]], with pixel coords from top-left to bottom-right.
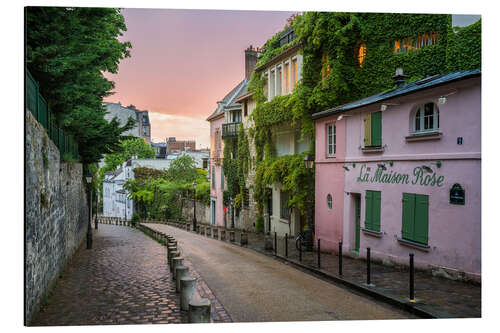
[[245, 232, 481, 318]]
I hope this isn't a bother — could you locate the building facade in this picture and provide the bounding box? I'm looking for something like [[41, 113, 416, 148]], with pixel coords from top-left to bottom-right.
[[313, 69, 481, 281], [104, 102, 151, 143], [167, 137, 196, 153]]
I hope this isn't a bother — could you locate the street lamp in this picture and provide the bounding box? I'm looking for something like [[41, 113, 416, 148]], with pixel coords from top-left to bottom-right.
[[192, 181, 197, 231], [85, 170, 93, 249], [304, 154, 315, 251]]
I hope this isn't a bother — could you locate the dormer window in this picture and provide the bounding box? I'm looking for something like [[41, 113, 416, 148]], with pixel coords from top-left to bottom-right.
[[414, 102, 439, 134]]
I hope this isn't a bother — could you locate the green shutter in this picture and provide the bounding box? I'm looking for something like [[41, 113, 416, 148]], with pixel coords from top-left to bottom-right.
[[371, 111, 382, 147], [402, 193, 415, 239], [221, 170, 224, 189], [414, 194, 429, 244], [363, 114, 372, 146], [372, 191, 381, 232], [365, 191, 373, 230]]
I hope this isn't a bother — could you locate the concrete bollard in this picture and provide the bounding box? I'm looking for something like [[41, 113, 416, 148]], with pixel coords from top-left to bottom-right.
[[240, 232, 248, 246], [188, 298, 211, 323], [175, 266, 189, 293], [229, 231, 235, 243], [180, 277, 197, 311], [170, 251, 180, 272], [167, 247, 177, 266], [220, 230, 226, 241], [172, 257, 184, 280]]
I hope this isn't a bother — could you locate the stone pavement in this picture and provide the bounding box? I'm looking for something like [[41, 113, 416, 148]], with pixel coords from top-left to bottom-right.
[[30, 224, 227, 326], [246, 233, 481, 318]]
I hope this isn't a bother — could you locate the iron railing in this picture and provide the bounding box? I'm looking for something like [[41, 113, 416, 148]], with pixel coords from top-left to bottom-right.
[[222, 122, 240, 138], [26, 70, 78, 160]]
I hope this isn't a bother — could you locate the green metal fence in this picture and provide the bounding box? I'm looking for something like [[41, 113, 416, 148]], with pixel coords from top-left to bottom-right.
[[26, 70, 79, 160]]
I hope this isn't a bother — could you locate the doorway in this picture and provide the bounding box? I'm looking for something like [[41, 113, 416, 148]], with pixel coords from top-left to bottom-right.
[[353, 193, 361, 252]]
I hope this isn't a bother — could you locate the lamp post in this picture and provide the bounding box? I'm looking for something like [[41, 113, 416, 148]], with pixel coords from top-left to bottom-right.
[[85, 170, 93, 249], [192, 181, 197, 231], [304, 154, 315, 251]]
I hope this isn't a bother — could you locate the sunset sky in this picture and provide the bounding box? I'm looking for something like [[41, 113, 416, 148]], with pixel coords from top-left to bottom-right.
[[104, 8, 295, 149]]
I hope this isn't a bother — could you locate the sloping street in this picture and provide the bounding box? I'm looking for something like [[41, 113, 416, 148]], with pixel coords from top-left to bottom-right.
[[143, 223, 416, 322]]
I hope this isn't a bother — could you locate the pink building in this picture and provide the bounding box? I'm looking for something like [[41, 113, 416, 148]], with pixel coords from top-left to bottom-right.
[[313, 69, 481, 281]]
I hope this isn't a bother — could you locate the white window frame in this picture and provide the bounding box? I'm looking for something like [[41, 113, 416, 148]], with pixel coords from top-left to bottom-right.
[[276, 65, 282, 97], [270, 69, 276, 100], [326, 123, 336, 157], [413, 102, 439, 134]]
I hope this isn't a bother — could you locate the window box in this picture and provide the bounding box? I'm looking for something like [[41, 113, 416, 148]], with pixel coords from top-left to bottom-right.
[[361, 228, 383, 238], [397, 237, 430, 252], [405, 132, 442, 142]]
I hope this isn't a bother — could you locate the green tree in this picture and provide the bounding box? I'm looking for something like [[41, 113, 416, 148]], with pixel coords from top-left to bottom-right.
[[165, 155, 199, 183], [101, 138, 156, 174], [26, 7, 134, 164]]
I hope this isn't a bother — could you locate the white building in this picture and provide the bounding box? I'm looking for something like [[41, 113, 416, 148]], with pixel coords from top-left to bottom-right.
[[102, 162, 134, 220]]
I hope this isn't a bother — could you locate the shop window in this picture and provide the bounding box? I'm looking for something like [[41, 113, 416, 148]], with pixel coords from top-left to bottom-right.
[[414, 102, 439, 134], [326, 123, 336, 157], [363, 112, 382, 147], [357, 44, 366, 67], [327, 194, 333, 210], [402, 193, 429, 245], [365, 190, 381, 232], [280, 190, 290, 220]]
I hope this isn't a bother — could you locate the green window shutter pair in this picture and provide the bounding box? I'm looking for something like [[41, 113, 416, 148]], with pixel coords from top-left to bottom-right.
[[363, 112, 382, 147], [402, 193, 429, 244], [365, 190, 381, 231]]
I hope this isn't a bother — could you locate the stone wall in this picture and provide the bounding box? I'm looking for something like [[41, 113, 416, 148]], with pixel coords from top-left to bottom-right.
[[182, 199, 210, 225], [25, 111, 89, 324]]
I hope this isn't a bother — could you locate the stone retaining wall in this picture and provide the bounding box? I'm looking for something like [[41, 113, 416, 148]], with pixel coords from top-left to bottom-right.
[[25, 111, 89, 324]]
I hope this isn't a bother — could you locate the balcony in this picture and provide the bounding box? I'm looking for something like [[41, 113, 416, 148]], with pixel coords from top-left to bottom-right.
[[222, 122, 240, 138]]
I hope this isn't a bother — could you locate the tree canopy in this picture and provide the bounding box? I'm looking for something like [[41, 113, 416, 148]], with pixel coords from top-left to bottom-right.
[[26, 7, 135, 164], [100, 138, 156, 176]]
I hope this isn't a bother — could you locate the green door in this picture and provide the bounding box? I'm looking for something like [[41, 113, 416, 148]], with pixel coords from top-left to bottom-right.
[[355, 195, 361, 252]]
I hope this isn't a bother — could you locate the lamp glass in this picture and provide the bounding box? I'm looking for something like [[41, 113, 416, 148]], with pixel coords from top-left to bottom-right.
[[193, 181, 197, 188]]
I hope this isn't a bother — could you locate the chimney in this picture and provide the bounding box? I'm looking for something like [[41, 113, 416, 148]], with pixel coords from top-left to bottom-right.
[[392, 68, 408, 88], [245, 45, 258, 80]]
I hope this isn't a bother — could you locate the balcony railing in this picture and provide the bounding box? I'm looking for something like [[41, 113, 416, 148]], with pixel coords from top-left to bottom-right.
[[222, 122, 240, 138]]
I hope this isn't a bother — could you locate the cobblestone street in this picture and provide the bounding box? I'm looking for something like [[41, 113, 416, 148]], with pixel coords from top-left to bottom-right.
[[31, 224, 228, 326]]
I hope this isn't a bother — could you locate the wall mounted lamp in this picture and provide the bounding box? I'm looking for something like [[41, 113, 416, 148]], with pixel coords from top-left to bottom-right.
[[438, 89, 458, 105], [337, 114, 353, 121]]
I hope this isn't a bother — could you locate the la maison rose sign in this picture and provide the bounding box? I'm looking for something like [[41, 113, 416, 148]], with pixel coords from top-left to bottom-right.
[[356, 164, 444, 187]]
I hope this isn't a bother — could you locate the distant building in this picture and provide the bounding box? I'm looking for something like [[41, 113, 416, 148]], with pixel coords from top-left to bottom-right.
[[151, 142, 167, 159], [102, 164, 134, 220], [166, 137, 196, 153], [104, 102, 151, 144]]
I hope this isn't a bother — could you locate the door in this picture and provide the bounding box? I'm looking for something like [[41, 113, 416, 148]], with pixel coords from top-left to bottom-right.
[[354, 194, 361, 252], [210, 199, 216, 225]]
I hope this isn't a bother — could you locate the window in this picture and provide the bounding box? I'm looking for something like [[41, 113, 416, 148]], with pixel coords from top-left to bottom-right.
[[321, 54, 331, 79], [276, 66, 282, 96], [143, 127, 147, 136], [280, 190, 290, 220], [326, 123, 336, 157], [263, 73, 269, 100], [284, 62, 290, 93], [365, 190, 381, 232], [414, 103, 439, 134], [291, 58, 298, 90], [221, 170, 224, 189], [402, 193, 429, 245], [327, 194, 333, 210], [358, 44, 366, 67], [270, 70, 276, 99], [212, 170, 215, 188], [244, 101, 248, 117], [394, 33, 439, 55], [363, 112, 382, 147], [243, 188, 250, 208]]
